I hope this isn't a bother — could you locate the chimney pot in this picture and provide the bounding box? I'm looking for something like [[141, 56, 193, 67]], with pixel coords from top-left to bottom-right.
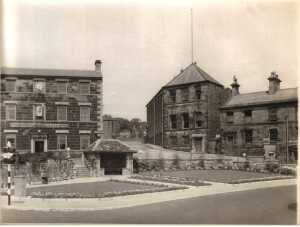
[[231, 75, 240, 96], [268, 71, 281, 94], [95, 60, 102, 72]]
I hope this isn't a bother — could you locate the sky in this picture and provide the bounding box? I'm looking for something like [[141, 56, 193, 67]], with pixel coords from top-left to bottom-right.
[[2, 0, 299, 121]]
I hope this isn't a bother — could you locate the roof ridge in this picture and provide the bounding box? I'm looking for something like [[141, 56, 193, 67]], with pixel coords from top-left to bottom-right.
[[233, 87, 298, 96], [2, 66, 95, 73]]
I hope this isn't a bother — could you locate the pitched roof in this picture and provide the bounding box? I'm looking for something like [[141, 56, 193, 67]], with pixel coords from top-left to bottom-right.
[[222, 88, 298, 109], [84, 139, 137, 153], [165, 63, 223, 87], [1, 67, 102, 78]]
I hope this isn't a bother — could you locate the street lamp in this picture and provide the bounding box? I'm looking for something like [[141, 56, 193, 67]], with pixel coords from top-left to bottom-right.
[[2, 141, 14, 206]]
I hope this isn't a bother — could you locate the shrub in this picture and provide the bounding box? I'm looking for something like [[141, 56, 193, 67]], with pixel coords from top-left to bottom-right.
[[265, 162, 279, 173], [172, 154, 180, 169], [279, 167, 296, 176]]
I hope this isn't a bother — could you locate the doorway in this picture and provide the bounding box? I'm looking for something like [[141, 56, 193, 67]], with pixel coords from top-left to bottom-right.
[[34, 140, 44, 153], [100, 153, 126, 175], [194, 137, 203, 153]]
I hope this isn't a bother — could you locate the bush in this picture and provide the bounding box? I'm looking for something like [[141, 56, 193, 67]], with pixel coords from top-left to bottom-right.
[[265, 162, 279, 173], [172, 154, 180, 169], [279, 167, 296, 176]]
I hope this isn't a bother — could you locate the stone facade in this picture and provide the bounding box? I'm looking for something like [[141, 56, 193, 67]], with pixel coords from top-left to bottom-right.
[[1, 60, 103, 155], [220, 73, 298, 162], [146, 63, 230, 152]]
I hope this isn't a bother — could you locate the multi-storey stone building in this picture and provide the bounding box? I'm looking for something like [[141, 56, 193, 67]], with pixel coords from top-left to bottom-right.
[[220, 73, 298, 162], [147, 62, 230, 152], [0, 60, 103, 156]]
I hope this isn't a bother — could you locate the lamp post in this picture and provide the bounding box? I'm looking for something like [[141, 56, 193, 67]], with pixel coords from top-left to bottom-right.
[[2, 141, 14, 206]]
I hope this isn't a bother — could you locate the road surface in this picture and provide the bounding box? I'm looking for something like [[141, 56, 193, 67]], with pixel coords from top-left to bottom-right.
[[1, 185, 297, 224]]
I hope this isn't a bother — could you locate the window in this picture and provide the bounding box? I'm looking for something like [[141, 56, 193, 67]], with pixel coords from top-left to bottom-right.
[[170, 114, 177, 129], [269, 128, 278, 143], [182, 113, 189, 129], [5, 134, 16, 148], [244, 110, 252, 118], [5, 104, 16, 120], [195, 86, 202, 100], [5, 79, 16, 92], [79, 82, 90, 94], [33, 104, 45, 120], [169, 90, 176, 103], [181, 88, 189, 102], [194, 112, 203, 128], [57, 81, 67, 93], [33, 80, 46, 93], [226, 132, 237, 145], [226, 111, 234, 123], [57, 105, 67, 121], [80, 135, 90, 150], [57, 134, 67, 150], [170, 136, 177, 146], [80, 106, 90, 121], [245, 129, 253, 144], [269, 108, 277, 121], [182, 135, 190, 145]]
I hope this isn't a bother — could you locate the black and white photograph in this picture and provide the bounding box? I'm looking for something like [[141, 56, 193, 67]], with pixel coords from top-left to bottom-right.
[[0, 0, 298, 224]]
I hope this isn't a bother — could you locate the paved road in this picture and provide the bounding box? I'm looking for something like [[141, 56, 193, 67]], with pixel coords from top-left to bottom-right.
[[2, 185, 297, 224]]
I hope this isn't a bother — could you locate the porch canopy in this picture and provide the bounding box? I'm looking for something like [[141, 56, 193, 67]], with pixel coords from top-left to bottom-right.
[[84, 139, 137, 154]]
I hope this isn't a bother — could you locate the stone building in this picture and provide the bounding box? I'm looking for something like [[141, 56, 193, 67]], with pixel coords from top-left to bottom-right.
[[0, 60, 103, 157], [220, 73, 298, 163], [147, 62, 230, 152]]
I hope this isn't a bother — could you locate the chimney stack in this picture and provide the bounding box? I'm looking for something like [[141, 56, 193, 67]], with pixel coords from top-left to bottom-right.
[[268, 71, 281, 94], [95, 60, 102, 72], [231, 76, 240, 96]]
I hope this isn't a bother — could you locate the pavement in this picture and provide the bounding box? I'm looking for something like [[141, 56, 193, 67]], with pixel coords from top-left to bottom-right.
[[0, 177, 296, 212], [1, 185, 297, 224]]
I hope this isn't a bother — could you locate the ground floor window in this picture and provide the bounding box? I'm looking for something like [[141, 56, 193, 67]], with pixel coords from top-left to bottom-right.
[[5, 134, 16, 148], [226, 132, 237, 145], [80, 135, 90, 150], [245, 129, 253, 144], [57, 134, 67, 150], [169, 136, 177, 146], [182, 135, 190, 145]]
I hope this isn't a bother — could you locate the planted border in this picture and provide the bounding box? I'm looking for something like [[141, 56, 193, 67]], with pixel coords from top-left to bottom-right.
[[27, 179, 187, 199]]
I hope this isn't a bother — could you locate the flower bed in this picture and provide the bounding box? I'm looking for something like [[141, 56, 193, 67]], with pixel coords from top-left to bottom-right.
[[131, 175, 210, 186], [26, 179, 187, 199]]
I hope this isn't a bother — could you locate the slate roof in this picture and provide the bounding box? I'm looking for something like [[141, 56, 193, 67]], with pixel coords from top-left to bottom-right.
[[84, 139, 137, 153], [221, 88, 298, 109], [1, 67, 102, 78], [165, 63, 223, 87]]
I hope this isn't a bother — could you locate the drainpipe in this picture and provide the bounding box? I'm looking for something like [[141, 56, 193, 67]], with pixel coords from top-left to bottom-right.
[[285, 115, 289, 164]]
